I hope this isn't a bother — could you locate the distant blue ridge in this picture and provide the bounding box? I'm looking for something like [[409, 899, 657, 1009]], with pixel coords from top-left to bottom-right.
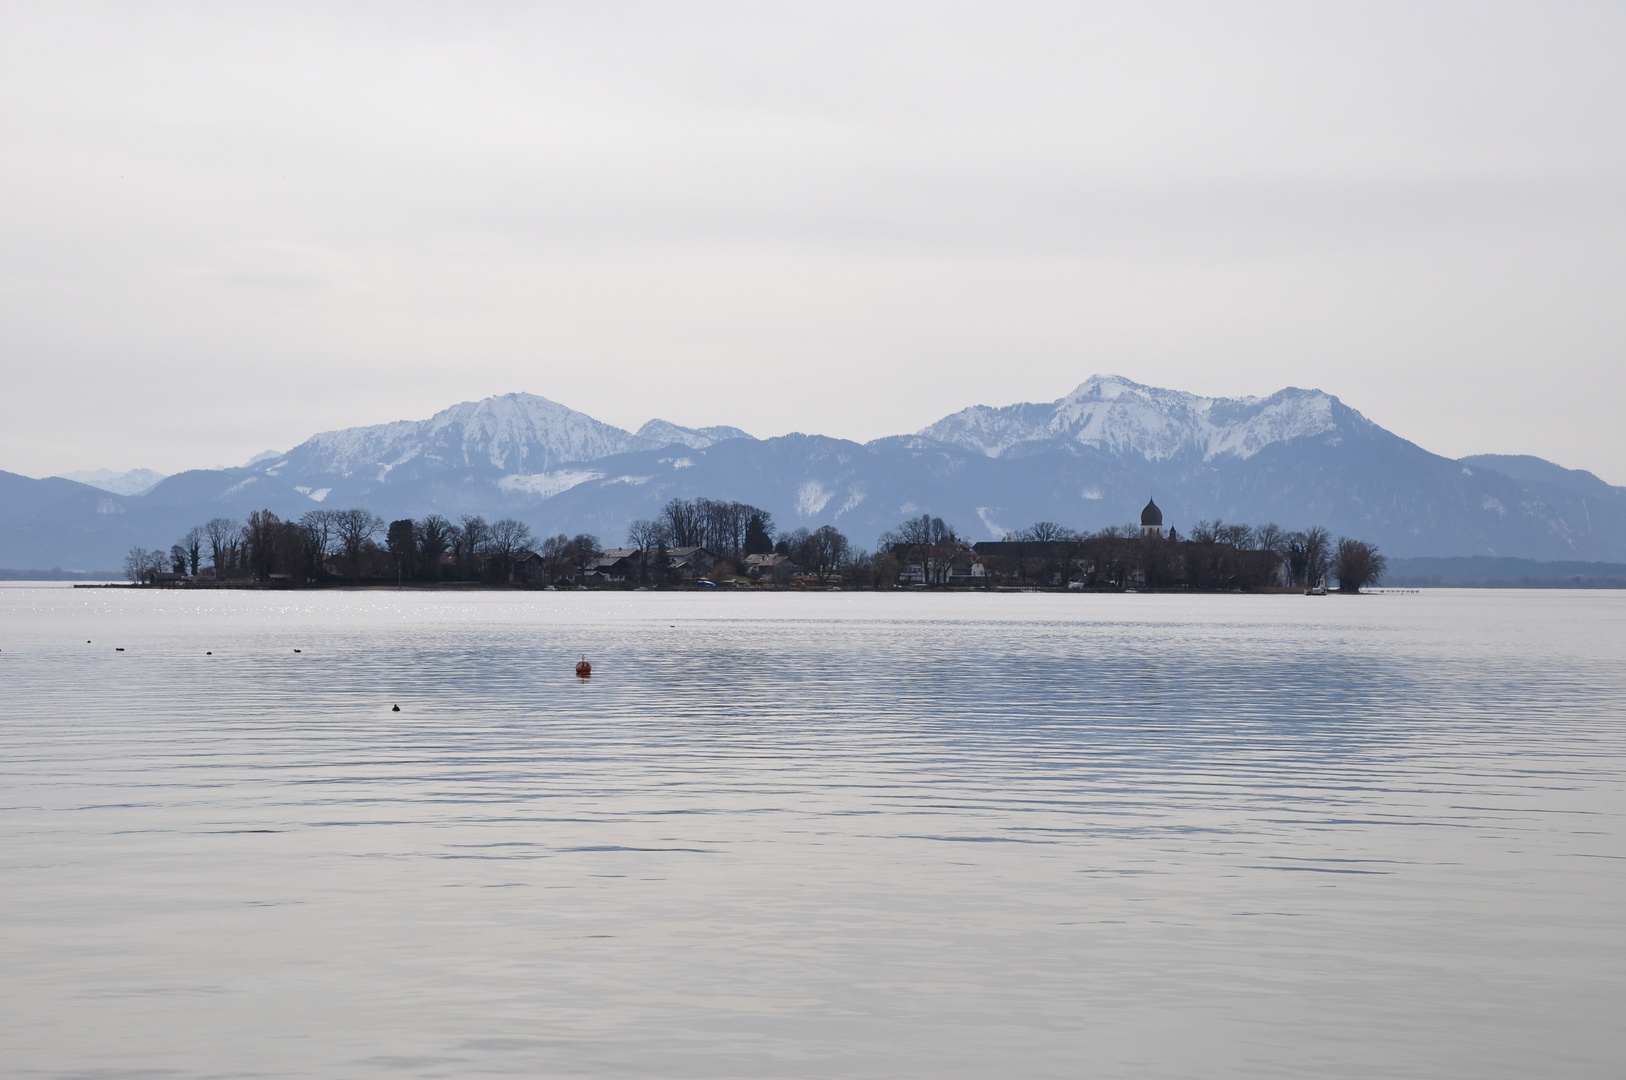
[[5, 377, 1624, 568]]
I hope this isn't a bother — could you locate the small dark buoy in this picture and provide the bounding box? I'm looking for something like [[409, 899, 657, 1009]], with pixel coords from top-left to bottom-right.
[[575, 655, 592, 679], [392, 704, 400, 712]]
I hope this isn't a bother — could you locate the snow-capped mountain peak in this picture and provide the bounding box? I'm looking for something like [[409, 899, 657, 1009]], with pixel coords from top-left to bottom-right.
[[635, 419, 754, 450], [917, 374, 1352, 462], [278, 393, 643, 480], [266, 394, 760, 484], [55, 467, 168, 496]]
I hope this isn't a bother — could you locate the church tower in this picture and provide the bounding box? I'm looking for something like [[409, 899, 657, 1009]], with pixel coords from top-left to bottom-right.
[[1140, 497, 1165, 539]]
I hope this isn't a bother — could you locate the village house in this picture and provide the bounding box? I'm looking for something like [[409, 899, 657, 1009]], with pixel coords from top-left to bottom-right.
[[665, 546, 715, 581], [890, 538, 980, 585], [971, 540, 1076, 586], [589, 548, 641, 582], [512, 549, 547, 584], [744, 552, 796, 584]]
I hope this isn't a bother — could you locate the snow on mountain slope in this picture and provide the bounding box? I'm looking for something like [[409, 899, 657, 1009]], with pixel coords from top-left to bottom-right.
[[267, 394, 756, 484], [916, 375, 1352, 462], [56, 467, 167, 496], [635, 419, 754, 449], [279, 393, 641, 480]]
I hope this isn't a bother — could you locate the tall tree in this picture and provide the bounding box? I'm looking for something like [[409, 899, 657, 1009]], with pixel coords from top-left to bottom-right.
[[456, 515, 490, 579], [416, 515, 453, 579], [123, 546, 167, 584], [1334, 538, 1387, 593], [1024, 521, 1066, 542], [334, 509, 384, 582], [242, 510, 282, 582], [386, 519, 417, 581], [204, 517, 239, 576], [299, 509, 339, 575], [177, 525, 205, 576], [541, 534, 572, 583], [801, 525, 850, 583], [627, 518, 669, 582], [743, 513, 774, 556], [571, 533, 602, 580], [878, 515, 955, 584], [484, 519, 535, 582], [1303, 526, 1332, 588], [1284, 527, 1332, 588], [661, 499, 704, 547]]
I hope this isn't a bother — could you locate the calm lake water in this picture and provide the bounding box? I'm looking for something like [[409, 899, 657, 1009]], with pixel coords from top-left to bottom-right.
[[2, 585, 1623, 1079]]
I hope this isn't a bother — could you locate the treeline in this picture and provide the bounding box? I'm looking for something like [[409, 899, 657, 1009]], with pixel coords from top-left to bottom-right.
[[628, 498, 776, 561], [124, 500, 1386, 592], [124, 509, 599, 585], [977, 519, 1382, 591], [620, 499, 858, 583]]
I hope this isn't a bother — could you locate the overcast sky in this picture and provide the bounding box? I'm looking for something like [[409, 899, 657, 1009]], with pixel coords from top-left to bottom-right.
[[3, 2, 1623, 482]]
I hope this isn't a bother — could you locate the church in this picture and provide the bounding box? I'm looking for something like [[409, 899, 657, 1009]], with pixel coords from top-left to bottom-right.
[[1140, 497, 1171, 540]]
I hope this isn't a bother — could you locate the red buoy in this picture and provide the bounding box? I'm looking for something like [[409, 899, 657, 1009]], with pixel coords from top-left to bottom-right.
[[575, 656, 592, 679]]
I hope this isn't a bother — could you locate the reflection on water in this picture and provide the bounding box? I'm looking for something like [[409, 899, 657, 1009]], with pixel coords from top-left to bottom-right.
[[1, 587, 1623, 1078]]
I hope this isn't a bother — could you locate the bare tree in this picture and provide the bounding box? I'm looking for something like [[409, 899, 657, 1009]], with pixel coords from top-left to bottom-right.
[[334, 508, 384, 581], [1252, 523, 1288, 584], [1284, 527, 1332, 588], [1303, 526, 1332, 588], [661, 499, 704, 547], [877, 514, 956, 584], [778, 527, 810, 558], [416, 515, 453, 579], [204, 517, 239, 575], [454, 515, 490, 579], [571, 533, 602, 579], [484, 519, 535, 581], [627, 518, 669, 582], [717, 501, 769, 560], [123, 546, 167, 583], [242, 510, 282, 582], [840, 546, 876, 588], [1334, 538, 1387, 593], [697, 498, 730, 555], [1188, 520, 1220, 544], [1284, 531, 1309, 588], [173, 526, 204, 576], [800, 524, 850, 583], [534, 534, 565, 583], [299, 509, 339, 568]]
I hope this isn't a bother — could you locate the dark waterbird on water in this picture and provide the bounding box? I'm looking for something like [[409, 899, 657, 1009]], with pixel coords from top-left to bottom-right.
[[392, 704, 400, 712]]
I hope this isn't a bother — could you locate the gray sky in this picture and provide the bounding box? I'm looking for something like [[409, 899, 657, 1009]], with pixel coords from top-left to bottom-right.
[[3, 2, 1624, 482]]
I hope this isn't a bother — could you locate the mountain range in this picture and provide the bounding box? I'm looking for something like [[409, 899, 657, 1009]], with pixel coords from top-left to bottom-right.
[[5, 375, 1625, 571]]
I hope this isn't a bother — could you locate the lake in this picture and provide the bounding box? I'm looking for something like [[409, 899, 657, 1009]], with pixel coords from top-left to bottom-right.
[[2, 585, 1623, 1078]]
